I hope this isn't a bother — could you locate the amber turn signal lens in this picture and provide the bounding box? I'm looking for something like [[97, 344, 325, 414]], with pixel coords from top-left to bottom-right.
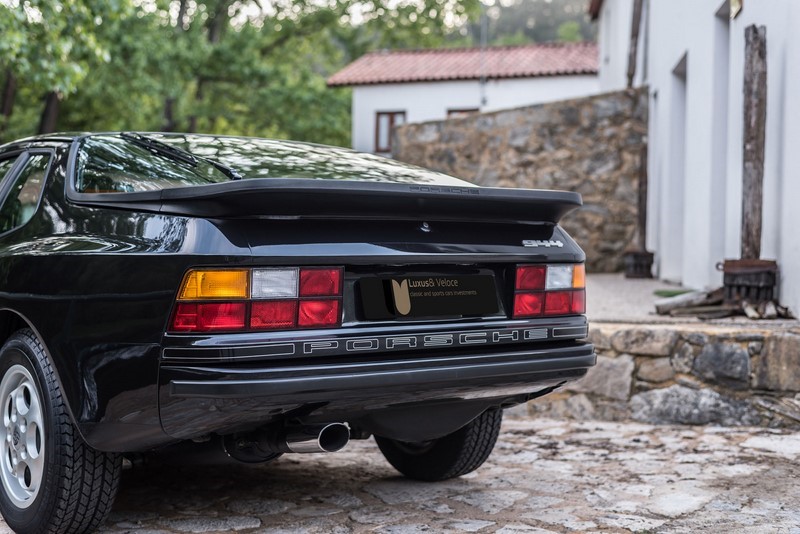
[[572, 264, 586, 289], [178, 270, 249, 300]]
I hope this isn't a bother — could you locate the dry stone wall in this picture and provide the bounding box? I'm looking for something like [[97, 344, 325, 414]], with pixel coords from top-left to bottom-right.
[[526, 322, 800, 428], [393, 88, 648, 272]]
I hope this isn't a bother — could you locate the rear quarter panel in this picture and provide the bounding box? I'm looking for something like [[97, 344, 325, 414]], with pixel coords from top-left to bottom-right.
[[0, 146, 251, 449]]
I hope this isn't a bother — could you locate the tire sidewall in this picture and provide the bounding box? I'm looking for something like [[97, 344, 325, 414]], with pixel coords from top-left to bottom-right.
[[0, 335, 61, 532]]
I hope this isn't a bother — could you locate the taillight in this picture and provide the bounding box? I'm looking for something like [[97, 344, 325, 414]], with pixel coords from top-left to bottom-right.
[[513, 264, 585, 318], [170, 267, 343, 333]]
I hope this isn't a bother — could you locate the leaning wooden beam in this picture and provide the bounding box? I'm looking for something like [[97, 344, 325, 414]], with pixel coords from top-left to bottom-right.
[[654, 291, 711, 315], [741, 24, 767, 260]]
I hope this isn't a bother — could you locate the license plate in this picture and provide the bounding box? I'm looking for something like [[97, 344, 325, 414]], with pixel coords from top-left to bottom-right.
[[359, 274, 498, 319]]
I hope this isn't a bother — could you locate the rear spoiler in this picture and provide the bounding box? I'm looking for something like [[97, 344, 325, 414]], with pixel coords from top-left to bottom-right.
[[69, 178, 582, 225]]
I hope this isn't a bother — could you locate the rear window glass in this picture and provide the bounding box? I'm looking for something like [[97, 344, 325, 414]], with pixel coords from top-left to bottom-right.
[[75, 136, 229, 193], [74, 134, 470, 193]]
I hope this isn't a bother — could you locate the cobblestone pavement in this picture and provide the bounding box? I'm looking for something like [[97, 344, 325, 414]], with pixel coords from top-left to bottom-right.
[[5, 417, 799, 534]]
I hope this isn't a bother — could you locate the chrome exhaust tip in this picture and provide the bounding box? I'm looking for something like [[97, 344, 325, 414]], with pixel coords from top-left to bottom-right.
[[283, 423, 350, 454]]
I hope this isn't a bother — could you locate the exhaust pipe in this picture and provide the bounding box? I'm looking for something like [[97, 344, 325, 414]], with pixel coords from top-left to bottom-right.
[[278, 423, 350, 454], [225, 423, 351, 462]]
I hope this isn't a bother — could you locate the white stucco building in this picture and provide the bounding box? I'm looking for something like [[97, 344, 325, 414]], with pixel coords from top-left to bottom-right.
[[592, 0, 800, 314], [328, 43, 599, 154]]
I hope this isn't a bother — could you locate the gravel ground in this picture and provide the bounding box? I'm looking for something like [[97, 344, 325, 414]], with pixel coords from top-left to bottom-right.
[[11, 417, 789, 534], [585, 274, 683, 323]]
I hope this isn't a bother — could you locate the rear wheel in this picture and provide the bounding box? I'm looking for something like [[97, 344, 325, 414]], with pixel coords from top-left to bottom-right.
[[375, 409, 502, 481], [0, 329, 121, 533]]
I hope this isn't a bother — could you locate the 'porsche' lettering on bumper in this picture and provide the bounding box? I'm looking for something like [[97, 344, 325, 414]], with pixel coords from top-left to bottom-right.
[[162, 323, 588, 362]]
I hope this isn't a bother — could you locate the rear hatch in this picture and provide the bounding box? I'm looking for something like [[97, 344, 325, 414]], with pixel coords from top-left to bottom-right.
[[70, 133, 586, 330]]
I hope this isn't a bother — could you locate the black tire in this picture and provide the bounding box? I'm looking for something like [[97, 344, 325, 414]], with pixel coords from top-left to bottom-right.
[[375, 409, 502, 481], [0, 329, 121, 534]]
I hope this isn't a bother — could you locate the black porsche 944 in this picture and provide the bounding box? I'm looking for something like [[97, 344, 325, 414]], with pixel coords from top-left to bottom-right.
[[0, 132, 595, 532]]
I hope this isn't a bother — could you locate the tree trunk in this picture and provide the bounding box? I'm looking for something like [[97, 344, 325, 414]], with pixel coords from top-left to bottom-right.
[[38, 91, 61, 134], [1, 70, 16, 119], [188, 1, 231, 133], [163, 97, 177, 132], [0, 70, 17, 140], [177, 0, 188, 29], [741, 25, 767, 260], [187, 82, 202, 133]]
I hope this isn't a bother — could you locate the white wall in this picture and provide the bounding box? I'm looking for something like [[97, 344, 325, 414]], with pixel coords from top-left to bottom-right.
[[644, 0, 800, 314], [351, 75, 599, 153], [597, 0, 650, 92], [597, 0, 634, 91]]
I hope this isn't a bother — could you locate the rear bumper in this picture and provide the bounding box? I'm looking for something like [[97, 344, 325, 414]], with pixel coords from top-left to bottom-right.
[[159, 340, 595, 440]]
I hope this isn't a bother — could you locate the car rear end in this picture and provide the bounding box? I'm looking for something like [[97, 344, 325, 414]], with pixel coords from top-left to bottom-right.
[[155, 220, 594, 445], [71, 133, 595, 455]]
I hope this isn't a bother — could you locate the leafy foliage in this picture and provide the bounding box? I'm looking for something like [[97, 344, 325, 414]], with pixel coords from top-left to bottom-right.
[[0, 0, 591, 146], [451, 0, 596, 47]]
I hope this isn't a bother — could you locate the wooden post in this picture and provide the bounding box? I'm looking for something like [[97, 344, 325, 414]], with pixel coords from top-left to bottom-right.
[[637, 144, 648, 250], [627, 0, 644, 88], [741, 24, 767, 260]]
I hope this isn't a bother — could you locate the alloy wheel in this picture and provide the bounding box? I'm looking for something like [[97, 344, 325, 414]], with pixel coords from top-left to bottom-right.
[[0, 364, 44, 509]]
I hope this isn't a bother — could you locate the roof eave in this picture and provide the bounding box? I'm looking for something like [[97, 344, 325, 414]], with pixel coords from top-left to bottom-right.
[[327, 70, 599, 88]]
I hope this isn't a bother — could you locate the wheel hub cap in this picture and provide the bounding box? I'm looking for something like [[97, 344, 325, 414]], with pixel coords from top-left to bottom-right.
[[0, 364, 45, 509]]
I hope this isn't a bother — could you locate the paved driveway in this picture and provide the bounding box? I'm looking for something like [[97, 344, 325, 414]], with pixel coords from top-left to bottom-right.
[[9, 417, 800, 533]]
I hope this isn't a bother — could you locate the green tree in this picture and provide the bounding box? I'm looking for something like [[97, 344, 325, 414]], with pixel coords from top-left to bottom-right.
[[557, 20, 582, 42], [0, 0, 132, 134], [2, 0, 482, 146], [451, 0, 596, 47]]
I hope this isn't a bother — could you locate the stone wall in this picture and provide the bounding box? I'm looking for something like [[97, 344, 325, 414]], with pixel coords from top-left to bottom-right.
[[526, 322, 800, 428], [393, 88, 648, 272]]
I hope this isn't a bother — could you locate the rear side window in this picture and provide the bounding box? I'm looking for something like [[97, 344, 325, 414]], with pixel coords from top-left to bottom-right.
[[0, 157, 18, 183], [0, 154, 50, 233]]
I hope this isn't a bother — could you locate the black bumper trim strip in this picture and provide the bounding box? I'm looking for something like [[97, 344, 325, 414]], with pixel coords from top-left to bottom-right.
[[168, 344, 595, 399]]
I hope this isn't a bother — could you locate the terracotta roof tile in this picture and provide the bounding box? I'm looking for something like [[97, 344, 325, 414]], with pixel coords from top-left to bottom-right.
[[327, 42, 598, 87]]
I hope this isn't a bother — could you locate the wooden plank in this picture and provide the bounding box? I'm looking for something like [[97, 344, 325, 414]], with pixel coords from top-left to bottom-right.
[[654, 291, 708, 315], [741, 24, 767, 260], [669, 304, 739, 317]]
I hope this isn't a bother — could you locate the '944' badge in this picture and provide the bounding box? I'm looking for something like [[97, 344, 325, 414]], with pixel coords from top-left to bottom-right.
[[522, 240, 563, 248]]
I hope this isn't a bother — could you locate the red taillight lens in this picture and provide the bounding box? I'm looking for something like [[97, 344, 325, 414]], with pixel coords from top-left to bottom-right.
[[300, 268, 342, 297], [571, 289, 586, 314], [513, 292, 544, 317], [512, 264, 586, 318], [544, 291, 572, 315], [251, 300, 297, 330], [298, 299, 341, 328], [172, 302, 246, 332], [515, 265, 546, 290], [170, 266, 344, 333]]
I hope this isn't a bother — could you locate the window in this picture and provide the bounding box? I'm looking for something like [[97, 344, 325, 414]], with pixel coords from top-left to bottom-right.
[[76, 136, 231, 193], [375, 111, 406, 153], [0, 154, 50, 233], [447, 108, 479, 119], [0, 157, 19, 185]]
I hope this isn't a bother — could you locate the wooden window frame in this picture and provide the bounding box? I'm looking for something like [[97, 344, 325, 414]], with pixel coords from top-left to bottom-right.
[[375, 111, 406, 153], [446, 108, 480, 118]]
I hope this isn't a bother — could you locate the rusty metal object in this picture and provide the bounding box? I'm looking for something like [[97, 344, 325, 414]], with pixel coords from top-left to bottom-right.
[[718, 259, 777, 305], [624, 250, 654, 278]]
